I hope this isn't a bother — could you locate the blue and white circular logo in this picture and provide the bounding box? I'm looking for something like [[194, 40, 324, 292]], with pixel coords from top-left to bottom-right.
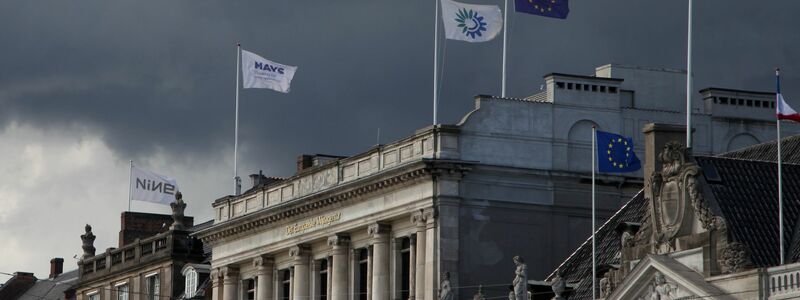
[[455, 8, 488, 39]]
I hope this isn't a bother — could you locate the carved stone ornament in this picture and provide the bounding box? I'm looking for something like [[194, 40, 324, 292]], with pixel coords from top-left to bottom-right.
[[327, 234, 351, 247], [170, 191, 187, 230], [636, 272, 693, 300], [81, 224, 96, 258], [549, 274, 566, 300], [649, 142, 724, 247], [718, 242, 751, 274], [439, 272, 453, 300]]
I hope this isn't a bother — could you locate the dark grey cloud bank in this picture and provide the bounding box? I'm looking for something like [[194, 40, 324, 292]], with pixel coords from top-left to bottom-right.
[[1, 0, 799, 179]]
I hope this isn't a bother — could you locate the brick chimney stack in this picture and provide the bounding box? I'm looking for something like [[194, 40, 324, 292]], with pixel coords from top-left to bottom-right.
[[49, 258, 64, 279]]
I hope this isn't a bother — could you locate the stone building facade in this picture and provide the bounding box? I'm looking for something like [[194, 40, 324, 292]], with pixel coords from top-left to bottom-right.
[[193, 64, 799, 300], [72, 194, 209, 300]]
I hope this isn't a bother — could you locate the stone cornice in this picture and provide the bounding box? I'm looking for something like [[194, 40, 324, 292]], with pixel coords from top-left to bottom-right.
[[194, 160, 471, 245]]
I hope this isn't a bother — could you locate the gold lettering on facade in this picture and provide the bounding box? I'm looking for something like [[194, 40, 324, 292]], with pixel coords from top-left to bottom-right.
[[285, 212, 342, 236]]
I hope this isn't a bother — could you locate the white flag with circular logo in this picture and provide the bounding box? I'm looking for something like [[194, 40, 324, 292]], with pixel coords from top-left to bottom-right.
[[241, 49, 297, 93], [441, 0, 503, 43]]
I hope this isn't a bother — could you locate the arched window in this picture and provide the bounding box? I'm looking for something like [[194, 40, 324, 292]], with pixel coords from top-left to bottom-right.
[[727, 133, 759, 152], [567, 120, 599, 171], [184, 268, 197, 298]]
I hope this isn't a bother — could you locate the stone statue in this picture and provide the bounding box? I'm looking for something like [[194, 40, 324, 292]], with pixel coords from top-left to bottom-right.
[[472, 285, 485, 300], [439, 272, 453, 300], [640, 272, 677, 300], [170, 191, 186, 230], [550, 274, 566, 300], [599, 273, 612, 298], [80, 224, 96, 258], [508, 285, 515, 300], [512, 256, 528, 300]]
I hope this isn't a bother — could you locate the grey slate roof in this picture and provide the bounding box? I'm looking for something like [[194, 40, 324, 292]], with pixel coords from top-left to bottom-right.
[[546, 191, 648, 300], [546, 136, 800, 300], [17, 269, 78, 300], [721, 135, 800, 164]]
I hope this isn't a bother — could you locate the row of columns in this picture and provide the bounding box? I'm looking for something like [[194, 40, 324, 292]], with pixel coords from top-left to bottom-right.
[[210, 209, 436, 300]]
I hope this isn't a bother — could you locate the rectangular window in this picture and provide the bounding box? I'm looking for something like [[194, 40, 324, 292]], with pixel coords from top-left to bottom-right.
[[244, 278, 256, 300], [116, 284, 129, 300], [319, 259, 329, 300], [575, 83, 582, 90], [747, 99, 753, 107], [567, 83, 573, 90], [400, 238, 411, 300], [87, 292, 100, 300], [282, 269, 292, 300], [738, 98, 744, 105], [592, 85, 598, 92], [720, 97, 729, 104], [357, 248, 369, 300], [556, 82, 565, 89], [609, 87, 618, 93], [600, 86, 606, 92], [146, 275, 160, 300]]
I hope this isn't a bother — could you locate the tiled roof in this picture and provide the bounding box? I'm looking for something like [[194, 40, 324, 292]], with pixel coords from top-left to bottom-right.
[[546, 192, 648, 300], [695, 156, 800, 266], [720, 135, 800, 164]]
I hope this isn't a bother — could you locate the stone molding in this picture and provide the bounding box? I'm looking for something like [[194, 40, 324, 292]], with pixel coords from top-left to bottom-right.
[[196, 165, 437, 244], [290, 245, 311, 261], [253, 255, 275, 270], [221, 266, 239, 284], [368, 223, 392, 237], [327, 234, 351, 248], [718, 242, 751, 274]]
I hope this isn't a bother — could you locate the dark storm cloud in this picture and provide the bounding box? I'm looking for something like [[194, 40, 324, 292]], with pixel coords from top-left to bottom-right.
[[1, 0, 799, 177]]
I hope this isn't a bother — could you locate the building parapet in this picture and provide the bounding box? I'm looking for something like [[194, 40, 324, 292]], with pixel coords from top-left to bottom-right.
[[765, 262, 800, 299], [701, 87, 776, 121], [211, 125, 460, 224], [77, 230, 201, 283]]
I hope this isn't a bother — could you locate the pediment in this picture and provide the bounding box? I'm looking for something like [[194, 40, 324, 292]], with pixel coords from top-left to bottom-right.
[[608, 255, 733, 300]]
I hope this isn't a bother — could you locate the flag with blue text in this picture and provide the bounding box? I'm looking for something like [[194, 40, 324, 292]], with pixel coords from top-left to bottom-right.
[[241, 49, 297, 93], [441, 0, 503, 43], [596, 131, 641, 173], [515, 0, 569, 19]]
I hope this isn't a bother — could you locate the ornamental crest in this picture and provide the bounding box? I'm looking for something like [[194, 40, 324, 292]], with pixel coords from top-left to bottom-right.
[[649, 142, 698, 244]]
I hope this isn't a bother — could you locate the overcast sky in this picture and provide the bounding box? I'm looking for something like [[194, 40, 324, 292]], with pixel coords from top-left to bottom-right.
[[1, 0, 799, 279]]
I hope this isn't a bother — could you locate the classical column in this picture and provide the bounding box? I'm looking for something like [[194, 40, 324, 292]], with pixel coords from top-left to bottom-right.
[[211, 268, 222, 300], [423, 210, 436, 300], [408, 234, 416, 300], [222, 266, 239, 300], [367, 246, 373, 300], [368, 223, 391, 300], [255, 255, 275, 300], [411, 212, 427, 300], [327, 234, 350, 300], [290, 245, 311, 300]]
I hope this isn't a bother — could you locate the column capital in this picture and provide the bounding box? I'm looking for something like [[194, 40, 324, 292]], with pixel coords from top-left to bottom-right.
[[289, 244, 311, 262], [221, 266, 239, 284], [211, 268, 223, 287], [327, 234, 351, 248], [253, 255, 275, 270], [368, 223, 391, 236]]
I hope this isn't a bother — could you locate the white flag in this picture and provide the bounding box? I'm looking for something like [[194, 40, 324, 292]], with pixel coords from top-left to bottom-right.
[[241, 49, 297, 93], [130, 166, 179, 205], [441, 0, 503, 43]]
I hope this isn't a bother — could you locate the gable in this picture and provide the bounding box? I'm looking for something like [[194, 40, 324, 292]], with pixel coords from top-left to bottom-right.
[[609, 255, 733, 300]]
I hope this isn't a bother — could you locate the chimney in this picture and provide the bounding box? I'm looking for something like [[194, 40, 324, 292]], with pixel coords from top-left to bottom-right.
[[250, 170, 267, 189], [297, 155, 314, 172], [642, 123, 687, 199], [49, 258, 64, 279]]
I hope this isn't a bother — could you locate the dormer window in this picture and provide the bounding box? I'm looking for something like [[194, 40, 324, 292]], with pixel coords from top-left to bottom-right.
[[185, 268, 198, 298]]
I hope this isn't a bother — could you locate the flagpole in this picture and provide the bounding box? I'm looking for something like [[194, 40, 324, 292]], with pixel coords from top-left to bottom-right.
[[433, 0, 440, 125], [128, 160, 133, 211], [777, 67, 784, 265], [685, 0, 693, 150], [592, 125, 597, 299], [501, 0, 508, 97], [234, 43, 242, 196]]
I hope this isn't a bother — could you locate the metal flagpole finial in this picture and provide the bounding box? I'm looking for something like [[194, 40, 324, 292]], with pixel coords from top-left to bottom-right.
[[776, 67, 781, 76]]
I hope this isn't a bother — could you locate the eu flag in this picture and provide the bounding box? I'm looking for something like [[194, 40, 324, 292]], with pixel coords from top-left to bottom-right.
[[596, 131, 641, 173], [515, 0, 569, 19]]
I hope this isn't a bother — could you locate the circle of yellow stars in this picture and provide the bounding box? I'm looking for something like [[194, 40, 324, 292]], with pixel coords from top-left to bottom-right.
[[528, 0, 557, 13], [607, 137, 632, 169]]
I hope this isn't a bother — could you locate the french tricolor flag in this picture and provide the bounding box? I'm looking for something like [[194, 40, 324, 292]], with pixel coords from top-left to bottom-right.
[[777, 69, 800, 122]]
